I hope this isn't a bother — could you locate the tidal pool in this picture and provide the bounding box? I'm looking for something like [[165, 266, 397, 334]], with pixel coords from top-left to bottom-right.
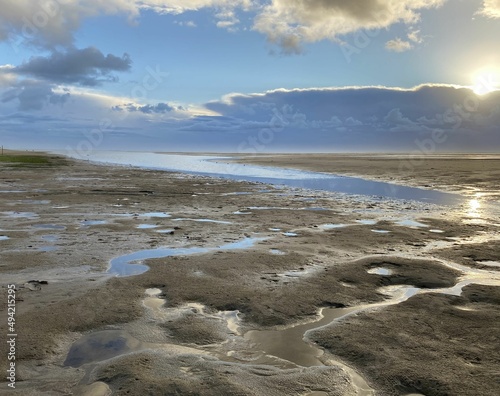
[[108, 237, 265, 277], [367, 267, 393, 275]]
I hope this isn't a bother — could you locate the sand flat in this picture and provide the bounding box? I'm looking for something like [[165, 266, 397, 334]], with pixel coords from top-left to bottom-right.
[[0, 152, 499, 395]]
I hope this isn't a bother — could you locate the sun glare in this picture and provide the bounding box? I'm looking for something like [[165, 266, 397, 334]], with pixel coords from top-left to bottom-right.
[[472, 69, 499, 95]]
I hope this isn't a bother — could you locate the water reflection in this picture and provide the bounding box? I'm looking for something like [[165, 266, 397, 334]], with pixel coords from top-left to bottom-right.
[[467, 197, 481, 218]]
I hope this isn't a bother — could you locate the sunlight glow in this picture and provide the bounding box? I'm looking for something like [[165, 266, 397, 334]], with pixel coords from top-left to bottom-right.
[[472, 69, 499, 95], [467, 193, 484, 218]]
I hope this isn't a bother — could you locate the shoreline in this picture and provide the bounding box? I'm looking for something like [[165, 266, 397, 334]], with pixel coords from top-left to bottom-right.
[[0, 152, 499, 395]]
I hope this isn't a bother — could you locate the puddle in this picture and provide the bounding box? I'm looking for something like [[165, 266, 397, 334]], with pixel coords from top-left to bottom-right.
[[233, 211, 252, 215], [173, 218, 232, 225], [394, 220, 429, 228], [19, 200, 51, 205], [64, 330, 140, 368], [0, 236, 9, 241], [156, 229, 175, 234], [429, 229, 445, 233], [33, 224, 66, 230], [2, 211, 39, 219], [52, 206, 70, 209], [270, 249, 286, 255], [371, 229, 391, 234], [39, 246, 58, 252], [356, 220, 377, 225], [136, 224, 159, 229], [367, 268, 393, 276], [140, 212, 171, 218], [80, 220, 108, 227], [41, 235, 59, 242], [283, 232, 298, 237], [269, 228, 282, 232], [319, 224, 347, 230], [108, 237, 264, 277]]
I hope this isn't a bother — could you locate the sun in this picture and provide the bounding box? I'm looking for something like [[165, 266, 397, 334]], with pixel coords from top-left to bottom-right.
[[472, 69, 499, 95]]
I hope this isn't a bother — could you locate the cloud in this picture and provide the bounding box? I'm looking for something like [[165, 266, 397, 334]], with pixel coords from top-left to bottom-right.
[[113, 102, 185, 113], [12, 47, 131, 86], [1, 80, 70, 111], [3, 83, 500, 152], [175, 20, 197, 27], [386, 38, 413, 52], [1, 0, 450, 53], [138, 0, 252, 14], [478, 0, 500, 18], [1, 0, 139, 49], [253, 0, 446, 53]]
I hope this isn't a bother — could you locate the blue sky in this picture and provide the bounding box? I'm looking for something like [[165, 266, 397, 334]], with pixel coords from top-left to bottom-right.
[[0, 0, 499, 152]]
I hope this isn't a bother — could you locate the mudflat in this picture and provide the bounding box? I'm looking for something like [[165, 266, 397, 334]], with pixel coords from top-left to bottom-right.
[[231, 153, 500, 199], [0, 151, 499, 395]]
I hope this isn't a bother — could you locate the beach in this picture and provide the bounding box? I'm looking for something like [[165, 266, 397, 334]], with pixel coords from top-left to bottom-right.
[[0, 151, 499, 395]]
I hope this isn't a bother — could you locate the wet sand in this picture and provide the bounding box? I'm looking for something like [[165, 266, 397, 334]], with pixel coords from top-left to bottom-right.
[[230, 153, 500, 200], [0, 151, 499, 395]]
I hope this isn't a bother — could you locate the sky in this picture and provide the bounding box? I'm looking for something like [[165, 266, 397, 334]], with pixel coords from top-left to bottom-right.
[[0, 0, 499, 153]]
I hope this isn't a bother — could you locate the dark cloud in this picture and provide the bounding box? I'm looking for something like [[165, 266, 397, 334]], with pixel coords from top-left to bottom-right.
[[197, 84, 500, 151], [1, 80, 70, 111], [14, 47, 131, 86]]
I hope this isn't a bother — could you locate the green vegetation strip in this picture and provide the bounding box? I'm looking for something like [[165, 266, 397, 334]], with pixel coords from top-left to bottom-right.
[[0, 155, 66, 167]]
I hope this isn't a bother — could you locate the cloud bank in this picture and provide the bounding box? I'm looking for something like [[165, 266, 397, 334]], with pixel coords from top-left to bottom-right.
[[2, 84, 500, 152]]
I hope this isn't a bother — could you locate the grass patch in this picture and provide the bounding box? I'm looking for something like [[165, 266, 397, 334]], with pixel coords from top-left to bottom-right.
[[0, 154, 67, 167]]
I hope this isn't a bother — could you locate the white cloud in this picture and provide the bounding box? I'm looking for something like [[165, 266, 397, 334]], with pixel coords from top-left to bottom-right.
[[139, 0, 252, 14], [253, 0, 446, 53], [386, 38, 413, 52], [407, 29, 423, 43], [478, 0, 500, 18]]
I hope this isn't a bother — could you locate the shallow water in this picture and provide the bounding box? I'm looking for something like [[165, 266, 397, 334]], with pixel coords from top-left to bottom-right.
[[136, 224, 159, 229], [108, 237, 264, 277], [394, 220, 429, 228], [173, 218, 232, 224], [2, 211, 39, 219], [64, 330, 139, 368], [80, 220, 108, 227], [371, 229, 391, 234], [140, 212, 171, 218], [319, 223, 347, 230], [69, 152, 466, 205], [33, 224, 66, 230], [356, 220, 377, 225], [367, 267, 393, 275]]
